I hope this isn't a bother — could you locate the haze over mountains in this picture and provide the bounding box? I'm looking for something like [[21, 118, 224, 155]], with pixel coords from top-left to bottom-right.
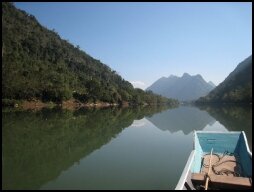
[[197, 55, 252, 103], [146, 73, 215, 101]]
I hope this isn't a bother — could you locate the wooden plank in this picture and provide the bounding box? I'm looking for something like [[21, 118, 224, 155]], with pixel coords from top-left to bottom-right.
[[209, 175, 252, 187], [191, 173, 252, 189], [192, 173, 205, 181]]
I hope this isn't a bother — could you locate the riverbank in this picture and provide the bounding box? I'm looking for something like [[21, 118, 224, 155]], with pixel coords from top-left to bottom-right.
[[2, 99, 122, 110], [2, 98, 178, 111]]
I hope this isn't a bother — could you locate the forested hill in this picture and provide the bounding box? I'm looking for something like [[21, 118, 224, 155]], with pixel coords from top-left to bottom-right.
[[2, 2, 178, 106], [196, 55, 252, 104]]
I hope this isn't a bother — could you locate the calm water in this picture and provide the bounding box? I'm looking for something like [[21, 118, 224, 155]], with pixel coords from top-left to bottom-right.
[[2, 105, 252, 190]]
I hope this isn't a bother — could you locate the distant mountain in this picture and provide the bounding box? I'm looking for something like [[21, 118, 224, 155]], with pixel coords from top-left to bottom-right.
[[146, 73, 215, 101], [197, 55, 252, 103], [208, 81, 216, 87]]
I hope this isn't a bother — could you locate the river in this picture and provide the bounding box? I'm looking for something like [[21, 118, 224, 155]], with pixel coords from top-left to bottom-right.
[[2, 104, 252, 190]]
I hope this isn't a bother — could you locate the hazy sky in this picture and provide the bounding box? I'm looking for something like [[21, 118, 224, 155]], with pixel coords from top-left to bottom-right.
[[14, 2, 252, 89]]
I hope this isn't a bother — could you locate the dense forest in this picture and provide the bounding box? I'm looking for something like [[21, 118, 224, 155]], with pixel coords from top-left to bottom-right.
[[2, 2, 178, 107], [196, 55, 252, 104]]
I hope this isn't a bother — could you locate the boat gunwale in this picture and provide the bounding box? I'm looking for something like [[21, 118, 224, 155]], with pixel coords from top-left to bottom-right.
[[241, 131, 252, 156], [195, 130, 242, 134], [175, 150, 195, 190]]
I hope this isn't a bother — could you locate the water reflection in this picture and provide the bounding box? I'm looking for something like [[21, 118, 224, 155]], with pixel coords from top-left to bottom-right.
[[146, 106, 216, 134], [39, 117, 193, 190], [2, 106, 169, 190], [2, 104, 252, 190], [196, 104, 252, 150]]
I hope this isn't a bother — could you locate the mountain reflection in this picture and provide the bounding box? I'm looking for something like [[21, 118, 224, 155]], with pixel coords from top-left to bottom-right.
[[2, 106, 169, 190], [146, 106, 216, 134]]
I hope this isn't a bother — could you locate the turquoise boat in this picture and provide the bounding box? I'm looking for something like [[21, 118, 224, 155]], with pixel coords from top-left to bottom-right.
[[175, 131, 252, 190]]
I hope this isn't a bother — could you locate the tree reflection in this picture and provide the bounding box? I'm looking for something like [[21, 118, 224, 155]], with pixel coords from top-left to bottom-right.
[[2, 105, 170, 190]]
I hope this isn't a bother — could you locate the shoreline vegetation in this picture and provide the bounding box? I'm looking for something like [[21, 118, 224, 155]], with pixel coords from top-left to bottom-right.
[[2, 98, 179, 111]]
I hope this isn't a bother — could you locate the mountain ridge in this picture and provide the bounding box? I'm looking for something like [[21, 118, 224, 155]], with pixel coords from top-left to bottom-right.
[[146, 73, 215, 101]]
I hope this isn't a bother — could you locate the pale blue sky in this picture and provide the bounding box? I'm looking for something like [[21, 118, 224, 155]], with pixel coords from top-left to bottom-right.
[[14, 2, 252, 89]]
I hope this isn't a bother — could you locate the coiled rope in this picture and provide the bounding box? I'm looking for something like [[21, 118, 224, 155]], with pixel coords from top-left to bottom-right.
[[202, 150, 243, 177]]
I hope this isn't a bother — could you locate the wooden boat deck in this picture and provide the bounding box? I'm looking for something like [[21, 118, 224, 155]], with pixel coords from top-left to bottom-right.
[[191, 154, 252, 189], [191, 173, 252, 190]]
